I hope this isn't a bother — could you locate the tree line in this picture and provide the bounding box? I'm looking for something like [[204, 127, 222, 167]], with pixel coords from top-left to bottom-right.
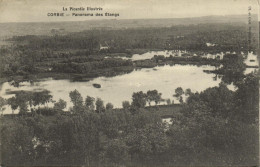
[[1, 86, 195, 116], [9, 23, 256, 53]]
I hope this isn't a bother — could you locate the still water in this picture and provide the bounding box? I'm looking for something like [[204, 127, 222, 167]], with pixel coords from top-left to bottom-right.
[[0, 64, 224, 114], [109, 50, 189, 61]]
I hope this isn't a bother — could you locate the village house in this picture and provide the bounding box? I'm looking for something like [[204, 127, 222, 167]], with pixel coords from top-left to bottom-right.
[[99, 43, 109, 50]]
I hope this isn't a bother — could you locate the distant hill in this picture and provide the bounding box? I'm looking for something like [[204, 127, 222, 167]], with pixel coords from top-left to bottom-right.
[[0, 15, 257, 39]]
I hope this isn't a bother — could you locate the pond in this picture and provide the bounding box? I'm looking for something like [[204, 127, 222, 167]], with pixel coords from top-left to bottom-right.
[[127, 50, 181, 60], [0, 64, 226, 114], [109, 50, 190, 61]]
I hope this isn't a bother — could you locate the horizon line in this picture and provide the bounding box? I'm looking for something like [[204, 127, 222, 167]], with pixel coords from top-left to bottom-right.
[[0, 14, 256, 24]]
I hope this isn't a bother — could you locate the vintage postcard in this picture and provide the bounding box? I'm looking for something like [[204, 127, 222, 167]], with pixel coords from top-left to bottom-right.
[[0, 0, 259, 166]]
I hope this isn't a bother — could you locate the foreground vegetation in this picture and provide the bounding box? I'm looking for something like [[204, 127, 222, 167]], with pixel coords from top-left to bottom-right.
[[1, 72, 258, 166]]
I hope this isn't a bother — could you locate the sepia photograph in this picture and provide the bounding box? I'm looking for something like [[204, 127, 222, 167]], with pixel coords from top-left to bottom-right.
[[0, 0, 259, 166]]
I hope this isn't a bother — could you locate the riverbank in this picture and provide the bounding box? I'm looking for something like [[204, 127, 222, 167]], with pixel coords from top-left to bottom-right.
[[0, 65, 135, 84]]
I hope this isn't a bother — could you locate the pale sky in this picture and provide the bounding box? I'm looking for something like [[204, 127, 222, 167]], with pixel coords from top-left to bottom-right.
[[0, 0, 259, 23]]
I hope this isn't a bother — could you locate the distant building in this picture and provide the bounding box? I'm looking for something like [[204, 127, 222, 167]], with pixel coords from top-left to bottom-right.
[[206, 42, 216, 47], [99, 42, 109, 50], [100, 45, 109, 50], [244, 52, 259, 67]]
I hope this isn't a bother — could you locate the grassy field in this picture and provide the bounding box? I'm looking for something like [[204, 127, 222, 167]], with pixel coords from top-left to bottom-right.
[[145, 104, 183, 118]]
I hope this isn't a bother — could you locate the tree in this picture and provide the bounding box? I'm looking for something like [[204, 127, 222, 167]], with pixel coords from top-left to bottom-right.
[[106, 103, 114, 111], [29, 90, 53, 115], [96, 98, 105, 113], [167, 80, 259, 165], [174, 87, 184, 103], [85, 96, 95, 111], [122, 101, 130, 110], [185, 88, 192, 96], [219, 54, 246, 85], [174, 87, 184, 97], [32, 90, 53, 108], [198, 83, 234, 118], [179, 96, 183, 104], [104, 139, 129, 165], [166, 99, 171, 105], [234, 73, 259, 123], [1, 118, 35, 165], [53, 99, 67, 111], [7, 97, 18, 115], [146, 90, 162, 106], [126, 123, 169, 163], [69, 89, 83, 112], [131, 91, 147, 109], [10, 91, 32, 115], [0, 97, 6, 115]]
